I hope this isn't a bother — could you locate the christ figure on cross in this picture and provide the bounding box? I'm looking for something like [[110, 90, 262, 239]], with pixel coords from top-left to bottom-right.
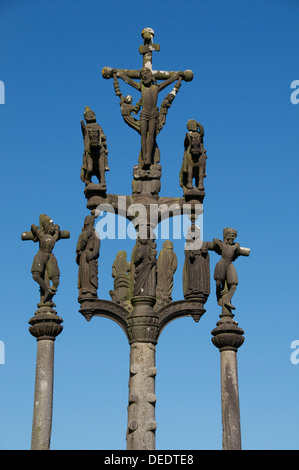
[[114, 67, 185, 167]]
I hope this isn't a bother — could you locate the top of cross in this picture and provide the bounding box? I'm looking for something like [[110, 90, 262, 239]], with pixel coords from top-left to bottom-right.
[[102, 27, 193, 82], [139, 27, 160, 70]]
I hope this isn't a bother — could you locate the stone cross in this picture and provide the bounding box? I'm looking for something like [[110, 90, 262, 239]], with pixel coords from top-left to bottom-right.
[[208, 228, 250, 450], [102, 28, 193, 169], [22, 214, 69, 450], [22, 214, 70, 304], [102, 27, 192, 81]]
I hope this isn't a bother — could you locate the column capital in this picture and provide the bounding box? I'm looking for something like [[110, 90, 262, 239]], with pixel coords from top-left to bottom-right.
[[211, 315, 244, 352], [29, 307, 63, 341]]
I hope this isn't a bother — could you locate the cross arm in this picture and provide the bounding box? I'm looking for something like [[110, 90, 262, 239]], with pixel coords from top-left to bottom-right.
[[158, 72, 181, 92], [116, 70, 141, 91], [139, 43, 160, 56], [21, 229, 70, 241], [103, 67, 141, 90], [102, 67, 193, 82], [57, 229, 71, 240], [206, 240, 250, 257], [238, 246, 250, 256], [21, 226, 40, 242]]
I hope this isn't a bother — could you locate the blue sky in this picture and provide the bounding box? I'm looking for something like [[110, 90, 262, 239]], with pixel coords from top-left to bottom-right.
[[0, 0, 298, 450]]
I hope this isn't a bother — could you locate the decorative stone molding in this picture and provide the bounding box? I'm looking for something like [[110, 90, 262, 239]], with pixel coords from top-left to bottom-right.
[[211, 315, 244, 352], [28, 309, 63, 341]]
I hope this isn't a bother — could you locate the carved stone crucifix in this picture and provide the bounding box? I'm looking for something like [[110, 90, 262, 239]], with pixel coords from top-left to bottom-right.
[[22, 214, 70, 304], [102, 28, 193, 168]]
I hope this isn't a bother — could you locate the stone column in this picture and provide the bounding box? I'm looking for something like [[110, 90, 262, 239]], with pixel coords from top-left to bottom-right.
[[28, 304, 63, 450], [211, 311, 244, 450], [126, 296, 159, 450]]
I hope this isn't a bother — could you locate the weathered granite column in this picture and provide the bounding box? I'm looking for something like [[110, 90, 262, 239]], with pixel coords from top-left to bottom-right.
[[211, 309, 244, 450], [29, 305, 63, 450], [126, 296, 159, 450], [126, 342, 157, 450]]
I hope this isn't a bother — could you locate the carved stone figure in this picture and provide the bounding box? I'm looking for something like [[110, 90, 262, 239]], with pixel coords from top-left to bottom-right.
[[80, 106, 109, 189], [113, 68, 186, 168], [183, 225, 210, 301], [113, 74, 141, 134], [76, 215, 100, 299], [155, 241, 177, 311], [113, 71, 181, 174], [156, 78, 182, 135], [207, 228, 250, 311], [21, 214, 70, 303], [132, 238, 157, 298], [180, 120, 207, 194], [110, 251, 132, 311]]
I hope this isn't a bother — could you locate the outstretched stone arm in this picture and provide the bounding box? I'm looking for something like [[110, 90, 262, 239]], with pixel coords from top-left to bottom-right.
[[21, 229, 70, 241], [157, 71, 182, 92], [114, 70, 141, 91]]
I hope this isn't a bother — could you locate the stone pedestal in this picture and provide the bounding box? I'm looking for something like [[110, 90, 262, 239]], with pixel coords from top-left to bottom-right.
[[211, 311, 244, 450], [28, 303, 63, 450]]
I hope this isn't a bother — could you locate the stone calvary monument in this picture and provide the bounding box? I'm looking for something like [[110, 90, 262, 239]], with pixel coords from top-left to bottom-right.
[[22, 28, 250, 450]]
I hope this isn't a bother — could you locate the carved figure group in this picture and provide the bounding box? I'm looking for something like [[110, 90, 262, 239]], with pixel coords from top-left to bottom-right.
[[111, 69, 187, 168], [80, 106, 109, 189]]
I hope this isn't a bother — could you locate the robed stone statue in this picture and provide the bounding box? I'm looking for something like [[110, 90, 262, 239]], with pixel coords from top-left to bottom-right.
[[155, 241, 177, 311], [110, 251, 132, 311], [132, 238, 157, 298], [183, 226, 210, 301], [76, 215, 100, 299]]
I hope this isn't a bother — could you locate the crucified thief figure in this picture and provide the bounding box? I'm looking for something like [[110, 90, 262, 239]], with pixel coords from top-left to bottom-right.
[[30, 216, 61, 303], [114, 67, 185, 167], [207, 228, 250, 312]]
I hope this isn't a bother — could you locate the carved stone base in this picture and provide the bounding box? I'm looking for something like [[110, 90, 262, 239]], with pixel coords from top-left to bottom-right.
[[183, 187, 205, 204], [84, 182, 107, 193], [84, 183, 107, 210], [78, 292, 98, 303], [132, 164, 161, 198], [211, 314, 244, 352], [127, 296, 159, 344], [29, 304, 63, 341]]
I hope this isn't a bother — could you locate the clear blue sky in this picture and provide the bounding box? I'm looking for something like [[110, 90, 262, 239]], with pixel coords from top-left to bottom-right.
[[0, 0, 298, 450]]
